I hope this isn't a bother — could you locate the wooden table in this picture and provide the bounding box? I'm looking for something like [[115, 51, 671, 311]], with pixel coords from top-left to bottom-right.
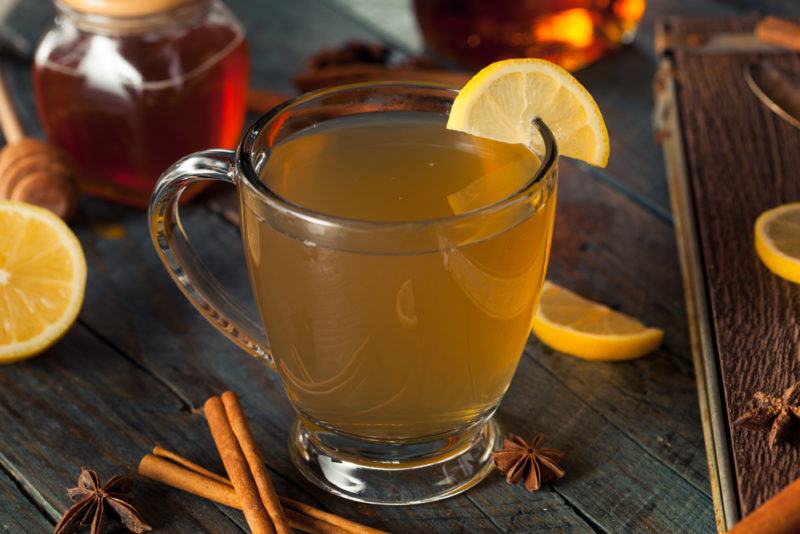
[[1, 1, 797, 532]]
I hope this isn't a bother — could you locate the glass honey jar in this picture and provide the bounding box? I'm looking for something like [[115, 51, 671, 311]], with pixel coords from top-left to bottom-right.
[[33, 0, 250, 208]]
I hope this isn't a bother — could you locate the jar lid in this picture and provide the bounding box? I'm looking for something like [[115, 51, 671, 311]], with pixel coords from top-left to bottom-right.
[[60, 0, 197, 17]]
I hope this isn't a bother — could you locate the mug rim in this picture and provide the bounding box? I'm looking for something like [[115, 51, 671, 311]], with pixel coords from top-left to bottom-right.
[[237, 81, 558, 231]]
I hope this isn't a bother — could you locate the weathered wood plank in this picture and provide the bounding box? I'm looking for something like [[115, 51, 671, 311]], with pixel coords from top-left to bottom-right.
[[667, 21, 800, 515], [502, 352, 715, 533], [0, 462, 54, 532], [0, 323, 254, 533], [544, 160, 706, 489]]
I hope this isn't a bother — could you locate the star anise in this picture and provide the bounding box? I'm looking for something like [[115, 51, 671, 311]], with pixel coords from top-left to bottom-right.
[[734, 381, 800, 448], [492, 434, 565, 491], [53, 468, 151, 534]]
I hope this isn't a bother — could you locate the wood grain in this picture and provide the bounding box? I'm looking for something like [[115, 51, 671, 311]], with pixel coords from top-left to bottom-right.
[[667, 16, 800, 516], [0, 322, 257, 533], [546, 161, 706, 487], [0, 465, 54, 532]]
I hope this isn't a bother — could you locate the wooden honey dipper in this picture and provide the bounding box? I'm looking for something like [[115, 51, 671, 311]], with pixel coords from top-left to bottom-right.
[[0, 69, 79, 219]]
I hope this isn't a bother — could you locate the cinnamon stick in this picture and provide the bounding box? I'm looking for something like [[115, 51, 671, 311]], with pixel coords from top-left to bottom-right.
[[729, 477, 800, 534], [281, 496, 385, 534], [221, 391, 292, 534], [152, 444, 231, 485], [204, 395, 275, 534], [138, 453, 386, 534], [139, 453, 239, 508], [755, 16, 800, 52]]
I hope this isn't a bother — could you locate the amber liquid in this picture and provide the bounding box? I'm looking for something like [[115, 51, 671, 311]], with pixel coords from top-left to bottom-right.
[[241, 113, 556, 440], [33, 23, 249, 208], [414, 0, 646, 71]]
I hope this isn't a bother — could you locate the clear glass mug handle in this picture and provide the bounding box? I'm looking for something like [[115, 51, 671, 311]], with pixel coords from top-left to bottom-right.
[[148, 149, 273, 365]]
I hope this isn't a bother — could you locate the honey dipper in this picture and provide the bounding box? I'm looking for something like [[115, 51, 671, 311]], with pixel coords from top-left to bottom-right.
[[0, 68, 79, 219]]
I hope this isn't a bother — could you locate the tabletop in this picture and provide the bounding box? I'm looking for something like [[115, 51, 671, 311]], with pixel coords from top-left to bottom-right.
[[1, 0, 799, 533]]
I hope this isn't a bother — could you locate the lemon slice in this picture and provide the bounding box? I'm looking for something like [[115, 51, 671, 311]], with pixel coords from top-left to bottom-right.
[[755, 202, 800, 284], [532, 281, 663, 361], [447, 58, 609, 167], [0, 201, 86, 362], [447, 157, 536, 215], [396, 278, 418, 326]]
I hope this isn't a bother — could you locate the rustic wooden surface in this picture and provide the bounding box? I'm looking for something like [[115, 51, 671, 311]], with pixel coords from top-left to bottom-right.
[[0, 0, 797, 532], [663, 16, 800, 516]]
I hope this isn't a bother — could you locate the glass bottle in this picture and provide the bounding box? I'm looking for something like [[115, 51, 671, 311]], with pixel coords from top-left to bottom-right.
[[414, 0, 646, 72], [33, 0, 250, 208]]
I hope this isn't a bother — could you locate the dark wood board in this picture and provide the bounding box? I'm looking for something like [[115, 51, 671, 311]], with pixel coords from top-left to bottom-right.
[[655, 14, 800, 528]]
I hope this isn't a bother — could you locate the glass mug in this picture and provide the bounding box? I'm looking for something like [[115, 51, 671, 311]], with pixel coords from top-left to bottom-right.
[[149, 83, 559, 504]]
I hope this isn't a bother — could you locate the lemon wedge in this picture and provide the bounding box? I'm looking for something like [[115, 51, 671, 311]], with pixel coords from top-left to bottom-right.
[[447, 58, 609, 167], [0, 201, 86, 362], [396, 278, 418, 327], [532, 281, 663, 361], [755, 202, 800, 284]]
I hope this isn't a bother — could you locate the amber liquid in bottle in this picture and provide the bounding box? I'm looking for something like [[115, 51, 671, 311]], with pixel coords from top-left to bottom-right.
[[33, 20, 249, 208], [414, 0, 646, 71]]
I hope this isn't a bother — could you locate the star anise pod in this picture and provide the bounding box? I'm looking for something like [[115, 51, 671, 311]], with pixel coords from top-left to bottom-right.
[[734, 381, 800, 448], [492, 434, 565, 491], [53, 468, 151, 534]]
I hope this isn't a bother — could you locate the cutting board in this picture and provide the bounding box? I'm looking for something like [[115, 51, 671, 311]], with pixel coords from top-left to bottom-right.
[[654, 15, 800, 531]]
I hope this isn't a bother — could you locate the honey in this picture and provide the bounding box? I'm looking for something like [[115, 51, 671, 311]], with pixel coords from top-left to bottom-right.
[[33, 1, 249, 208]]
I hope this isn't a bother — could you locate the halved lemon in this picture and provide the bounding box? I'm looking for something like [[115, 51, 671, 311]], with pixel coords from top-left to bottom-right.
[[532, 281, 663, 361], [0, 201, 86, 363], [755, 202, 800, 284], [447, 58, 609, 167]]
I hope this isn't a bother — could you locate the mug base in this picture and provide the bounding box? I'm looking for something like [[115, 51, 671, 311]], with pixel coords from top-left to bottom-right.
[[288, 417, 500, 505]]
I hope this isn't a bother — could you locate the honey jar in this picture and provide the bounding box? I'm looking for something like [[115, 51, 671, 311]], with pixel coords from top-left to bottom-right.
[[33, 0, 249, 208]]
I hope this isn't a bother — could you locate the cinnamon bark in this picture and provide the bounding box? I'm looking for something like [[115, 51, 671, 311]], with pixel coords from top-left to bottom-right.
[[204, 395, 275, 534], [755, 16, 800, 51], [729, 477, 800, 534], [221, 391, 291, 534], [138, 452, 386, 534]]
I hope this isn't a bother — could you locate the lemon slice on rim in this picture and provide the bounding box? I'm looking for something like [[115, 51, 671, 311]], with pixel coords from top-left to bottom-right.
[[396, 278, 418, 326], [0, 201, 86, 363], [447, 58, 609, 167], [755, 202, 800, 284], [532, 281, 663, 361]]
